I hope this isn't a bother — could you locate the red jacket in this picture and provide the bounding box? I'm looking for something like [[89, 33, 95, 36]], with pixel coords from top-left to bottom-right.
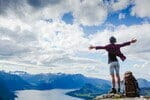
[[95, 41, 131, 63]]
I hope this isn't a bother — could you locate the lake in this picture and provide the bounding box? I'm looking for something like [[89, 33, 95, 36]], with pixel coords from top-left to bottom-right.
[[15, 89, 84, 100]]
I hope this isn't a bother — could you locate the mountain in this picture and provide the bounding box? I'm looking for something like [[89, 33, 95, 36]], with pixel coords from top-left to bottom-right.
[[137, 78, 150, 88], [0, 77, 17, 100], [0, 71, 32, 91], [137, 78, 150, 96], [2, 71, 150, 91], [66, 83, 110, 100], [19, 73, 57, 86], [12, 72, 150, 90], [0, 71, 111, 91], [19, 72, 111, 89]]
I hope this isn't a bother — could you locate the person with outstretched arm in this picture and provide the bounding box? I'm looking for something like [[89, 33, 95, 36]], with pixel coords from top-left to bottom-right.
[[89, 36, 137, 93]]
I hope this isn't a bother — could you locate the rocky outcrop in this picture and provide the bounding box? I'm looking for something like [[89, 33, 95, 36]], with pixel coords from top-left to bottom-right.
[[94, 93, 150, 100], [94, 93, 124, 100]]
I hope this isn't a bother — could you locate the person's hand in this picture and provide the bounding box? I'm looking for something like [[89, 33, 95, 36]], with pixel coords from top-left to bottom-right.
[[89, 45, 95, 50], [131, 38, 137, 43]]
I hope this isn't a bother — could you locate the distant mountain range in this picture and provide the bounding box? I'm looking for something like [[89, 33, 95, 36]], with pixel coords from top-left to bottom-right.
[[0, 71, 111, 90], [18, 72, 111, 89], [0, 71, 32, 91], [1, 71, 150, 90], [0, 71, 150, 99], [137, 78, 150, 88]]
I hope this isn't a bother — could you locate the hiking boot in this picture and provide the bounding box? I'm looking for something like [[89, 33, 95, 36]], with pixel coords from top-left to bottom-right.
[[109, 88, 117, 94]]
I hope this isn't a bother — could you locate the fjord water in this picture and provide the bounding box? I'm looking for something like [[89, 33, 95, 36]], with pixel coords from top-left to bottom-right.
[[15, 89, 83, 100]]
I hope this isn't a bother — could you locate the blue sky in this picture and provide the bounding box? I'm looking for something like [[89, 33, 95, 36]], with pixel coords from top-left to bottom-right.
[[62, 5, 147, 35], [0, 0, 150, 80]]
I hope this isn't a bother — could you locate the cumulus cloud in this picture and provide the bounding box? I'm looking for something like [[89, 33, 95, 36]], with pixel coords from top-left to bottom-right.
[[72, 0, 108, 26], [0, 39, 30, 56], [0, 14, 98, 73], [0, 0, 108, 26], [131, 0, 150, 18], [107, 0, 132, 11]]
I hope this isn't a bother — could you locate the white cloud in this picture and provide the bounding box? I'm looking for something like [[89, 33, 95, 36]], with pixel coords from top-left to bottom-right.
[[110, 0, 132, 11], [0, 16, 31, 31], [0, 39, 30, 56], [0, 20, 150, 79], [0, 0, 108, 26], [118, 13, 125, 19], [73, 0, 108, 26], [0, 15, 100, 74], [131, 0, 150, 18], [0, 4, 110, 77]]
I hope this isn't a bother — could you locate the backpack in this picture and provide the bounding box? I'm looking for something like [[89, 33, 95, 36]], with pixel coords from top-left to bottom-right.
[[124, 71, 140, 97]]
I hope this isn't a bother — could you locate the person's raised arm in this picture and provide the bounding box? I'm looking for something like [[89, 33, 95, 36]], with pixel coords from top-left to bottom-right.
[[89, 45, 106, 50], [119, 38, 137, 47]]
